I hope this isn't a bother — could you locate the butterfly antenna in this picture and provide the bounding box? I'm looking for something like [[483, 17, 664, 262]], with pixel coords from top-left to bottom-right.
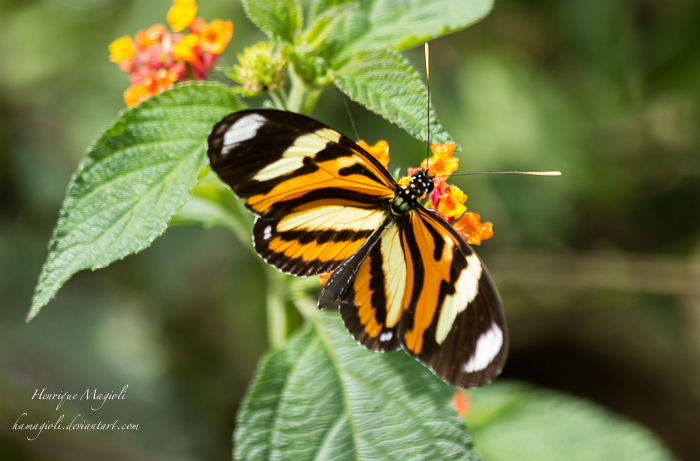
[[437, 171, 562, 177], [342, 94, 360, 141], [425, 43, 431, 169]]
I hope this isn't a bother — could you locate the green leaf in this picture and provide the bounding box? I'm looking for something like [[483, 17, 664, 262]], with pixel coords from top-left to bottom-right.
[[235, 310, 478, 461], [242, 0, 304, 42], [171, 171, 253, 245], [333, 49, 453, 144], [28, 83, 245, 320], [336, 0, 494, 59], [467, 382, 677, 461], [300, 3, 358, 52]]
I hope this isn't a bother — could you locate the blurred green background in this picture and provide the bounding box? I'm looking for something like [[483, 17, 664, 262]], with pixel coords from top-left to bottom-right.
[[1, 0, 699, 459]]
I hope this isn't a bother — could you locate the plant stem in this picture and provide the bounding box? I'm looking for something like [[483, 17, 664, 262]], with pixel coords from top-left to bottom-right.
[[287, 67, 322, 115], [258, 71, 324, 348], [269, 89, 287, 111], [264, 266, 289, 349]]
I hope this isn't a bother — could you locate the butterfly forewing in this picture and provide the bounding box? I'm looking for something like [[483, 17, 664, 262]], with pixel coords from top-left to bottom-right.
[[208, 109, 397, 276], [399, 208, 507, 388], [208, 109, 396, 216]]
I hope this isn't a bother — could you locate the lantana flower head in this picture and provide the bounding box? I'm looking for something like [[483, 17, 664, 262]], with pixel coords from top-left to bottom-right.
[[109, 0, 233, 106], [397, 142, 493, 242]]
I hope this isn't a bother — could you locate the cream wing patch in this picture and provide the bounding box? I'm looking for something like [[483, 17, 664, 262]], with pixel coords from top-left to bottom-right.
[[380, 225, 406, 328], [277, 206, 384, 233], [435, 253, 483, 345], [253, 128, 342, 181]]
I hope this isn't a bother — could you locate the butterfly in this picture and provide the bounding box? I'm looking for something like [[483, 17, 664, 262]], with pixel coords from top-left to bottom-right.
[[207, 108, 507, 388]]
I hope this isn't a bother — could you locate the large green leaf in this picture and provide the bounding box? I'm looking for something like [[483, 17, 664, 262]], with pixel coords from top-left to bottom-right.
[[242, 0, 304, 42], [28, 83, 245, 320], [235, 310, 478, 461], [299, 3, 359, 52], [333, 49, 453, 144], [467, 382, 677, 461], [317, 0, 494, 59]]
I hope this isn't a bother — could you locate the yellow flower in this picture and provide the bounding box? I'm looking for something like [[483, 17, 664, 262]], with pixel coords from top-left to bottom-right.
[[109, 36, 136, 63], [453, 212, 493, 245], [167, 0, 198, 32], [200, 20, 233, 55], [437, 185, 467, 219], [398, 176, 411, 186], [357, 140, 390, 167], [423, 142, 458, 177], [173, 34, 199, 62]]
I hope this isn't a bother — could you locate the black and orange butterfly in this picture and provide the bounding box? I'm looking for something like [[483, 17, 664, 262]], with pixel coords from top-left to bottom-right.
[[207, 109, 507, 388]]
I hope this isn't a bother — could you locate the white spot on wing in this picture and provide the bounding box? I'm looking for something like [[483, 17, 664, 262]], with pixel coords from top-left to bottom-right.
[[222, 114, 267, 154], [435, 253, 483, 344], [263, 225, 272, 240], [463, 323, 503, 373], [379, 331, 393, 342]]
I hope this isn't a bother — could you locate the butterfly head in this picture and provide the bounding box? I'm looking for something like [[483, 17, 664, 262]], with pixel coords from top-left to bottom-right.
[[410, 169, 434, 196], [391, 170, 434, 217]]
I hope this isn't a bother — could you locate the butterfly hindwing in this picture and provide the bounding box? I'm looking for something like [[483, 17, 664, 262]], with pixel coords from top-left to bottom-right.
[[208, 109, 397, 276], [337, 222, 404, 352], [253, 202, 385, 276], [399, 208, 507, 388]]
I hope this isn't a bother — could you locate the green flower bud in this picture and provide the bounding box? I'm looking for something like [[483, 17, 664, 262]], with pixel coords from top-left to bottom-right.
[[232, 42, 287, 96]]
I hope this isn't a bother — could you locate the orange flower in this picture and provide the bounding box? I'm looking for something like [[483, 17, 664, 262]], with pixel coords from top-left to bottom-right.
[[124, 83, 152, 107], [167, 0, 198, 32], [319, 271, 332, 286], [437, 185, 467, 219], [152, 67, 181, 93], [200, 20, 233, 55], [423, 142, 458, 177], [135, 24, 167, 50], [453, 212, 493, 245], [109, 36, 136, 70], [173, 34, 199, 62], [452, 390, 471, 418], [358, 140, 390, 168]]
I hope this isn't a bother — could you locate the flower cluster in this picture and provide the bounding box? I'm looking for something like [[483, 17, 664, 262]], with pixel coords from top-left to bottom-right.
[[319, 140, 493, 286], [108, 0, 233, 107], [397, 141, 493, 244], [231, 42, 288, 96]]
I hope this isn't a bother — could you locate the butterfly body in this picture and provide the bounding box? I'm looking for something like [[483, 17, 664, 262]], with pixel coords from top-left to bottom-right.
[[389, 170, 434, 217], [207, 109, 507, 388]]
